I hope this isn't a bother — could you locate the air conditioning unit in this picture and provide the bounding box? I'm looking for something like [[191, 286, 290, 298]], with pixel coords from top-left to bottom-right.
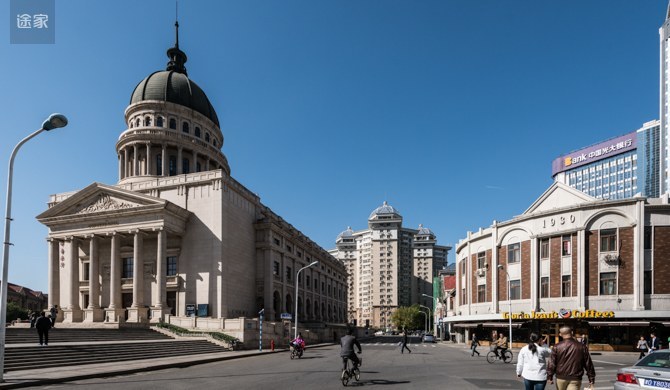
[[476, 268, 486, 277], [599, 253, 620, 266]]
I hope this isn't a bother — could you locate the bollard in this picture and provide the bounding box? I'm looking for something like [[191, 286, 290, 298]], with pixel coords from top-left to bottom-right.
[[271, 339, 275, 352]]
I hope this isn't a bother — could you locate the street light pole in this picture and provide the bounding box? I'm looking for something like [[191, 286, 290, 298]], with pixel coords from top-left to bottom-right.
[[294, 261, 318, 340], [418, 311, 427, 334], [422, 293, 439, 336], [0, 114, 68, 382], [498, 264, 513, 351], [419, 304, 431, 334]]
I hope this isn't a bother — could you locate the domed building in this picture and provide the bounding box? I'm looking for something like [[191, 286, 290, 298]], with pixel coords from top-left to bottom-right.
[[330, 202, 451, 330], [36, 24, 347, 344]]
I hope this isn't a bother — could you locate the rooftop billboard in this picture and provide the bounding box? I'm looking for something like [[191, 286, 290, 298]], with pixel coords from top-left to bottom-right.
[[551, 132, 637, 176]]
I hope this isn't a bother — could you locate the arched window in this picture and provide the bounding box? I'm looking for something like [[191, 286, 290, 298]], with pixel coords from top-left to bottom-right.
[[135, 118, 140, 127], [285, 294, 292, 313], [196, 162, 201, 172], [213, 139, 218, 147], [169, 118, 176, 129], [273, 291, 281, 321], [144, 116, 151, 126], [205, 132, 210, 142], [194, 126, 201, 138], [182, 122, 189, 133], [182, 158, 190, 174], [168, 156, 177, 176], [129, 121, 133, 129], [156, 117, 164, 127]]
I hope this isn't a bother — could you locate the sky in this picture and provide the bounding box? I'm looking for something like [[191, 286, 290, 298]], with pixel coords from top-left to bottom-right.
[[0, 0, 666, 293]]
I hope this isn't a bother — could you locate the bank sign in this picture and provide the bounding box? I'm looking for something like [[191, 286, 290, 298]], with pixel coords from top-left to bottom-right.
[[551, 132, 636, 176], [502, 309, 615, 320]]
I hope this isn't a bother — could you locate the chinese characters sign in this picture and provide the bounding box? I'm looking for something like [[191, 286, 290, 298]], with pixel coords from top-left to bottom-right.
[[551, 131, 637, 176], [10, 0, 55, 44]]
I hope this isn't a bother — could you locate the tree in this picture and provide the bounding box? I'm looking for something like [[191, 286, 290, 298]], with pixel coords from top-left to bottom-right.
[[7, 302, 28, 322], [390, 305, 423, 331]]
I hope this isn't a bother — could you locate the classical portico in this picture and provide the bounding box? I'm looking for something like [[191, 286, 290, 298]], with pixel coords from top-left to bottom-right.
[[38, 183, 189, 324]]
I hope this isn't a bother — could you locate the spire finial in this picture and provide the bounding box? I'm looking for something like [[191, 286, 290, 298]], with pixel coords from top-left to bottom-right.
[[166, 3, 188, 75], [175, 0, 180, 48]]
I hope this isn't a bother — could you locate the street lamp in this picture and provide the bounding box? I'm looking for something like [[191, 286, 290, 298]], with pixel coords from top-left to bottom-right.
[[294, 261, 319, 340], [0, 113, 68, 382], [417, 310, 427, 334], [497, 264, 513, 351], [422, 293, 439, 336], [419, 304, 431, 334]]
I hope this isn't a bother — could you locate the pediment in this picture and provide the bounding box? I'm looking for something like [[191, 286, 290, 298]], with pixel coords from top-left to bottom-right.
[[38, 182, 167, 220], [523, 182, 597, 215]]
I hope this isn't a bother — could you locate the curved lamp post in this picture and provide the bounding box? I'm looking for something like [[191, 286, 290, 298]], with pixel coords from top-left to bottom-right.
[[0, 114, 68, 382], [294, 261, 318, 340], [419, 304, 431, 334], [422, 293, 439, 336], [417, 310, 427, 334], [498, 264, 513, 351]]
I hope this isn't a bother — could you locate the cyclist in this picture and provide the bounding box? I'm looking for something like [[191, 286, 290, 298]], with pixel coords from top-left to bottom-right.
[[494, 332, 509, 360], [291, 333, 306, 354], [340, 328, 362, 371]]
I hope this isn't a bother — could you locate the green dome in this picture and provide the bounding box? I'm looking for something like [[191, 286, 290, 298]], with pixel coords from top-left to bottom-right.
[[130, 71, 219, 127]]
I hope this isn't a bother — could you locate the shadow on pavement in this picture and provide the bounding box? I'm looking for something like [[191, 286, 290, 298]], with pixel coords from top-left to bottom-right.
[[346, 379, 412, 386]]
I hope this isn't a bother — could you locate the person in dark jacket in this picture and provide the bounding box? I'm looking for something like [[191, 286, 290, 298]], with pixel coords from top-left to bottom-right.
[[35, 312, 52, 346], [471, 333, 480, 356], [400, 330, 412, 354], [547, 326, 595, 390]]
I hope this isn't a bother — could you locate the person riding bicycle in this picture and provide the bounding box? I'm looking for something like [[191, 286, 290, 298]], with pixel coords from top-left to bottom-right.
[[340, 328, 362, 371], [291, 333, 306, 353], [494, 332, 509, 359]]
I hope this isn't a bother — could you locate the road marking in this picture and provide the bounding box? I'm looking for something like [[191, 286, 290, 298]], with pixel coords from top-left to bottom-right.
[[592, 359, 626, 366]]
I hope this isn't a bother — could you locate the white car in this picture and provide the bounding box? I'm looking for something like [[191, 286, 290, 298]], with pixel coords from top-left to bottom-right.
[[374, 330, 384, 336], [422, 334, 435, 343], [614, 351, 670, 389]]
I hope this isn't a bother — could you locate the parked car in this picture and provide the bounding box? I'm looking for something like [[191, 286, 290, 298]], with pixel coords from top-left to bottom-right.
[[422, 333, 435, 343], [374, 330, 384, 336], [614, 350, 670, 389]]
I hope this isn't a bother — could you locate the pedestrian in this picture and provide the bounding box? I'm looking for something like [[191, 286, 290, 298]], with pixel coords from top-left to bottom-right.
[[637, 336, 650, 360], [35, 311, 52, 346], [49, 305, 58, 328], [649, 332, 661, 352], [400, 329, 412, 354], [471, 333, 480, 356], [516, 333, 551, 390], [29, 311, 36, 328], [547, 326, 595, 390]]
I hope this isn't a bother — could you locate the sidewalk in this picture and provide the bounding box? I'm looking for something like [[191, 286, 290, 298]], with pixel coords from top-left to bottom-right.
[[0, 343, 335, 389], [437, 340, 640, 358]]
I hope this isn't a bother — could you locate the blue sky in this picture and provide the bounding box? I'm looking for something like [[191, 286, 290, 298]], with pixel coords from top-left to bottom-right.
[[0, 0, 665, 293]]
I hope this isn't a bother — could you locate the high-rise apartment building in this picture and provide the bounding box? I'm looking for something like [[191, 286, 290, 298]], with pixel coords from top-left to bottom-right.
[[329, 202, 450, 329], [551, 120, 660, 199], [660, 5, 670, 194]]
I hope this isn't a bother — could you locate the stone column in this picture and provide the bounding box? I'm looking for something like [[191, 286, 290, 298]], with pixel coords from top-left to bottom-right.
[[577, 229, 586, 309], [84, 236, 103, 322], [47, 239, 60, 312], [633, 199, 645, 310], [193, 151, 199, 172], [118, 153, 123, 180], [64, 237, 82, 322], [530, 238, 538, 311], [161, 144, 167, 177], [151, 229, 169, 323], [105, 233, 125, 323], [128, 231, 148, 323], [145, 143, 151, 175], [124, 148, 129, 178], [177, 147, 183, 175], [133, 144, 139, 176], [205, 159, 210, 171]]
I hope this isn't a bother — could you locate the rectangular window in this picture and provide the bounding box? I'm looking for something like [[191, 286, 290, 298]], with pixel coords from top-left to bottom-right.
[[509, 280, 521, 300], [477, 252, 486, 269], [562, 235, 571, 256], [322, 281, 325, 293], [82, 262, 90, 281], [644, 270, 652, 295], [562, 275, 571, 297], [477, 285, 486, 303], [540, 276, 549, 298], [600, 229, 617, 252], [168, 156, 177, 176], [644, 226, 652, 250], [460, 260, 466, 275], [507, 243, 520, 264], [286, 266, 292, 282], [156, 154, 162, 176], [166, 256, 177, 276], [540, 239, 549, 259], [306, 275, 311, 289], [273, 261, 280, 276], [599, 272, 617, 295], [461, 288, 467, 304], [122, 257, 133, 278]]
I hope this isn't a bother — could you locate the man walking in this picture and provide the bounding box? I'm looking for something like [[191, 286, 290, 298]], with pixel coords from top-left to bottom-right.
[[35, 312, 52, 346], [650, 332, 661, 352], [400, 330, 412, 354], [547, 326, 595, 390], [49, 305, 58, 328], [471, 333, 480, 356]]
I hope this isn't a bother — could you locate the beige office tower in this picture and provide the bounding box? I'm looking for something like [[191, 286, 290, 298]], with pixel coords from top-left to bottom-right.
[[330, 202, 450, 329]]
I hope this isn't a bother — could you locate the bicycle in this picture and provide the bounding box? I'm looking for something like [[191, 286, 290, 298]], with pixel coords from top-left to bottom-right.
[[290, 344, 303, 359], [486, 348, 513, 364], [341, 354, 362, 386]]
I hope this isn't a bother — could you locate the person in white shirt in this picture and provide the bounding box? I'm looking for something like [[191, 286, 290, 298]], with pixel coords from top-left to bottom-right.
[[516, 333, 551, 390]]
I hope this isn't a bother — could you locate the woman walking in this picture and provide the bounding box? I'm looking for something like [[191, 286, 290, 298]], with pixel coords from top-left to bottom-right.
[[637, 336, 650, 360], [516, 333, 551, 390]]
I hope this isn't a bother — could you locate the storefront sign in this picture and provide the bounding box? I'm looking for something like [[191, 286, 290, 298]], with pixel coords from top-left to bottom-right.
[[502, 309, 615, 320]]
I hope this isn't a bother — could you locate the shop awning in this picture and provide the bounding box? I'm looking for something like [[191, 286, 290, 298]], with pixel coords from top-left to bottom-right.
[[588, 321, 650, 327], [453, 323, 481, 328], [481, 322, 522, 328]]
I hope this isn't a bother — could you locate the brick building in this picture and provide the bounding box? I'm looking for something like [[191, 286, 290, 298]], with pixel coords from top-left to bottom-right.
[[7, 283, 47, 312], [449, 182, 670, 351]]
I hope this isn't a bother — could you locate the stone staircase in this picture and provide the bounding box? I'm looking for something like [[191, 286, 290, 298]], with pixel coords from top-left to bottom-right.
[[5, 328, 229, 372]]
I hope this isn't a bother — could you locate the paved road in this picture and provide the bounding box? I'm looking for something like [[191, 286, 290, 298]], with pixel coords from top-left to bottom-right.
[[31, 337, 637, 389]]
